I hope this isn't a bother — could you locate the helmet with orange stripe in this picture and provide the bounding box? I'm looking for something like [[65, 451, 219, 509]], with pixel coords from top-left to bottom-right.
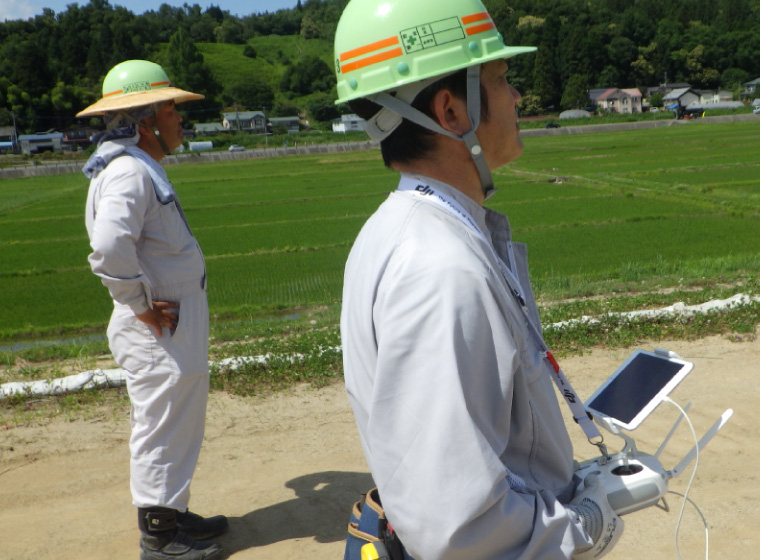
[[334, 0, 535, 198], [77, 60, 203, 117]]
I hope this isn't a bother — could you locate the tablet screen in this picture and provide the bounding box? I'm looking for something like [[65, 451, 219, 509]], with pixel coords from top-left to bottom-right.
[[586, 350, 692, 430]]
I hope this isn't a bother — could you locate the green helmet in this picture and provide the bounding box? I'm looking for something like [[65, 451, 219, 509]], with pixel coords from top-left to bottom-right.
[[334, 0, 535, 198], [334, 0, 535, 104], [77, 60, 204, 117]]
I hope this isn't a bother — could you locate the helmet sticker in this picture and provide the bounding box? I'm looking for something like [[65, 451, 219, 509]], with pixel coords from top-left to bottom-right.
[[401, 17, 465, 54], [122, 81, 151, 94]]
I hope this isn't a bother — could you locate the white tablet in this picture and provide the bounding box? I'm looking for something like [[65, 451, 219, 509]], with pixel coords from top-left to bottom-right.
[[585, 349, 693, 431]]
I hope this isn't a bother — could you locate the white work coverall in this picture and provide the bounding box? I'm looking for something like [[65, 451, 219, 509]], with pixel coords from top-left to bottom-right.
[[341, 173, 592, 559], [85, 153, 209, 510]]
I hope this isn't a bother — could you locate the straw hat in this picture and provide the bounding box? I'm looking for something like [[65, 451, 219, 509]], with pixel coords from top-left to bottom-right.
[[77, 59, 204, 117]]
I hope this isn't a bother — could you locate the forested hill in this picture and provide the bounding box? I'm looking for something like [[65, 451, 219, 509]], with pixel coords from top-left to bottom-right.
[[1, 0, 759, 132]]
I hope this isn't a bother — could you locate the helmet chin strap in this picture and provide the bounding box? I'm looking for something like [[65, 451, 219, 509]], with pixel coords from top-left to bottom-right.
[[463, 65, 497, 200], [146, 102, 172, 156], [368, 65, 497, 200], [149, 126, 172, 156]]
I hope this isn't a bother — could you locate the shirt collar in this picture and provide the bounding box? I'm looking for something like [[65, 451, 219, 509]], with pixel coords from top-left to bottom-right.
[[399, 171, 511, 242]]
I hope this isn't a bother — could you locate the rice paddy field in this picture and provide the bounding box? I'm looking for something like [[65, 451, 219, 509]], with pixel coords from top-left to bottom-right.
[[1, 120, 759, 342]]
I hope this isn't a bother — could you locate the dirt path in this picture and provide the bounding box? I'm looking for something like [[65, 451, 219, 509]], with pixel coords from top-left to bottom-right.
[[1, 334, 757, 559]]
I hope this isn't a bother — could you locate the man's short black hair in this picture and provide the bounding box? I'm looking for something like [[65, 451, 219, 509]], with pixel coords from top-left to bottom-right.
[[349, 68, 490, 168]]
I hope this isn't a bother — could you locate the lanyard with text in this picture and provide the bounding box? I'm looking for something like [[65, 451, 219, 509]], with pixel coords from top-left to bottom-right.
[[397, 176, 605, 447]]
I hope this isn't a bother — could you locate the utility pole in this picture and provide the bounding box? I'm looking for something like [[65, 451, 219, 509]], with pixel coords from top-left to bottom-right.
[[11, 110, 19, 154]]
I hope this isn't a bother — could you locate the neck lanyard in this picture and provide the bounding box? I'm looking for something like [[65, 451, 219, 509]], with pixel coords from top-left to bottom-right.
[[397, 176, 604, 446]]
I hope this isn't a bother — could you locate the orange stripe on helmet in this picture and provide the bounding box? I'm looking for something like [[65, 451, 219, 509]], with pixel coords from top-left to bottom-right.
[[340, 36, 400, 63], [461, 12, 490, 24], [151, 81, 171, 88], [341, 47, 403, 74], [465, 21, 495, 36], [102, 89, 124, 98]]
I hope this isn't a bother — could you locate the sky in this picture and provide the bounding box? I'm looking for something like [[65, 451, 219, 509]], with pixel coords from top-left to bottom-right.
[[2, 0, 299, 21]]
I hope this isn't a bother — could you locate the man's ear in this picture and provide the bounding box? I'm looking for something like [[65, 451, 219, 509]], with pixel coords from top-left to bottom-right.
[[139, 115, 155, 129], [430, 89, 470, 135], [136, 118, 154, 140]]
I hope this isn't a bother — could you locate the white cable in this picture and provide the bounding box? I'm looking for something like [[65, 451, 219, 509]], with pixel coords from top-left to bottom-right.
[[667, 490, 709, 560], [663, 396, 704, 560]]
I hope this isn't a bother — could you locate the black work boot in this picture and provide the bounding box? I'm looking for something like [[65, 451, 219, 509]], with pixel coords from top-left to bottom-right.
[[177, 510, 229, 540], [138, 507, 223, 560]]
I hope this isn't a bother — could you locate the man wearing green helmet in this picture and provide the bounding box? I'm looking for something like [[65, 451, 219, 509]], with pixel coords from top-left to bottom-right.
[[79, 60, 226, 560], [336, 1, 623, 559]]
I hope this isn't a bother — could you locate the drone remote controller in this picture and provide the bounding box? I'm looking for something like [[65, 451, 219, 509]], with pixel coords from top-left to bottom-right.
[[575, 407, 733, 516], [575, 452, 668, 515], [573, 349, 733, 517]]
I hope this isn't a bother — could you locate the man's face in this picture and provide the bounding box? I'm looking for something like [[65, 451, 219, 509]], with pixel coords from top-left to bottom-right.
[[476, 59, 523, 170], [153, 101, 184, 152]]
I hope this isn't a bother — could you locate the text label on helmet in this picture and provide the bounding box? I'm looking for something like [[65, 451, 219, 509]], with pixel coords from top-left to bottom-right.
[[338, 12, 495, 76], [123, 81, 152, 94], [401, 17, 465, 53]]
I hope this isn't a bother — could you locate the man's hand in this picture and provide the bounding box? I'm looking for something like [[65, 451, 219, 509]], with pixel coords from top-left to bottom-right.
[[569, 473, 624, 559], [135, 301, 179, 336]]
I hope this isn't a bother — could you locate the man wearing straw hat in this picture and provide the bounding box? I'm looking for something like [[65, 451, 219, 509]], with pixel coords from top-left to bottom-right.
[[79, 60, 226, 560]]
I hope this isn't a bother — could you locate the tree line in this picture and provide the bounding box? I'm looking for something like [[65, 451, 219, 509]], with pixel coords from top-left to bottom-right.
[[1, 0, 758, 132], [494, 0, 760, 112]]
